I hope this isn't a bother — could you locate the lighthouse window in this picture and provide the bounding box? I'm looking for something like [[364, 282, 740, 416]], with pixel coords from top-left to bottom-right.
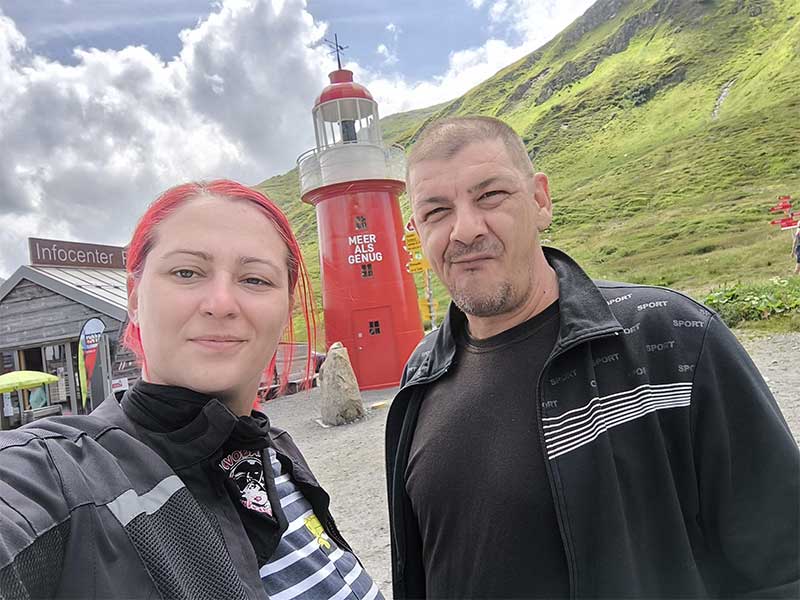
[[369, 320, 381, 335], [355, 215, 367, 230], [341, 120, 357, 142], [361, 264, 374, 278]]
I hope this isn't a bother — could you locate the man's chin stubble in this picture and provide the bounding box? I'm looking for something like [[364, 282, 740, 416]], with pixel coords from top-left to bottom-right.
[[452, 281, 519, 318]]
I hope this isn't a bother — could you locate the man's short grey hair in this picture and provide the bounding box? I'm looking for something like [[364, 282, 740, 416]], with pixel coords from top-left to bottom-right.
[[406, 116, 534, 184]]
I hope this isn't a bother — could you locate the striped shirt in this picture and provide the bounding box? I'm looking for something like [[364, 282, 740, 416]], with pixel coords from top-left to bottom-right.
[[260, 448, 383, 600]]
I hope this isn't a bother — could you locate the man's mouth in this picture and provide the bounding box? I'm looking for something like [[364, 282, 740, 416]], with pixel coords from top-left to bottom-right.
[[450, 254, 496, 266]]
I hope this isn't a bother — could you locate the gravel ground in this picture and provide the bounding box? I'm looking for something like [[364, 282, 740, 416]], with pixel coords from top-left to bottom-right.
[[737, 331, 800, 444], [259, 331, 800, 598]]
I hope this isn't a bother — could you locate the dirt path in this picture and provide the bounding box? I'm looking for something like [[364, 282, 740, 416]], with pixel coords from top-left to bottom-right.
[[259, 331, 800, 597]]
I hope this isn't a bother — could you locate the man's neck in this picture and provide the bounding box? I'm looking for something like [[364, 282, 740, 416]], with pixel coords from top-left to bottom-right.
[[465, 261, 559, 340]]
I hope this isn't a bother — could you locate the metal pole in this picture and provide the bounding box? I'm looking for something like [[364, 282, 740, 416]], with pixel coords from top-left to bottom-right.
[[65, 341, 78, 416], [425, 268, 436, 329]]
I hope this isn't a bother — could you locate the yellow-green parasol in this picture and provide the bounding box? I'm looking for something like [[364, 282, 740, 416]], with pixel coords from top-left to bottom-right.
[[0, 370, 59, 394]]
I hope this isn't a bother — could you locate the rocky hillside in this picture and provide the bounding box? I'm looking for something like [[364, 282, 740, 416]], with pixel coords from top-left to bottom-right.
[[258, 0, 800, 331]]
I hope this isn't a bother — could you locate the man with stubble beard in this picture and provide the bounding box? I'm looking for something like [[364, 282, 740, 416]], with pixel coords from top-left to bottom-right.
[[385, 116, 799, 599]]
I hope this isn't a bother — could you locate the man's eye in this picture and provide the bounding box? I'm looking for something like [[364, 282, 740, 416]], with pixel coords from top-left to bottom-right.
[[479, 190, 507, 201], [425, 207, 447, 221]]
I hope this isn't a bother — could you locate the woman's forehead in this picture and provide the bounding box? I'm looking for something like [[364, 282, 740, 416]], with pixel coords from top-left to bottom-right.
[[150, 195, 289, 262]]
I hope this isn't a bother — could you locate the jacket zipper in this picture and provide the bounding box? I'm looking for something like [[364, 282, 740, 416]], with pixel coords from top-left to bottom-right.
[[390, 364, 450, 593], [536, 329, 620, 600]]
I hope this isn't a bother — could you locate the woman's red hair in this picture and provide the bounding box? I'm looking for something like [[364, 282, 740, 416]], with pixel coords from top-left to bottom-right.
[[123, 179, 316, 397]]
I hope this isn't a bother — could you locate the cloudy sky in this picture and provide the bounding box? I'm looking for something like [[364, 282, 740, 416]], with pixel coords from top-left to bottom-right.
[[0, 0, 595, 278]]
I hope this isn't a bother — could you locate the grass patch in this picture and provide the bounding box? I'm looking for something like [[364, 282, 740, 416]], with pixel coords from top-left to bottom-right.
[[735, 313, 800, 334], [704, 276, 800, 327]]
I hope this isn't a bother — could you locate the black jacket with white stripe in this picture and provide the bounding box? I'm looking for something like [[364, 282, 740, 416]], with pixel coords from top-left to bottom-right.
[[0, 393, 351, 599], [386, 247, 800, 599]]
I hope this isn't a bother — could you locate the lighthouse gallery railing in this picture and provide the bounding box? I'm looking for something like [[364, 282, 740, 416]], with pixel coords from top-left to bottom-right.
[[297, 142, 406, 197]]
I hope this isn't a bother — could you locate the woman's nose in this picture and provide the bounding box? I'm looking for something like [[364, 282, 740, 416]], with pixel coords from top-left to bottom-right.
[[199, 276, 240, 318]]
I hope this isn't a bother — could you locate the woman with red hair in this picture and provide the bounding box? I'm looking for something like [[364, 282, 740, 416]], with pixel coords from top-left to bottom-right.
[[0, 181, 383, 600]]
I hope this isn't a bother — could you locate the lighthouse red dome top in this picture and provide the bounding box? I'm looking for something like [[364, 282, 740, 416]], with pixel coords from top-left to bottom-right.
[[314, 70, 374, 107]]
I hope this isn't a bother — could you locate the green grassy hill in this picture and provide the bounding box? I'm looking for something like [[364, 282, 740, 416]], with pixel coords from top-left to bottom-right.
[[258, 0, 800, 336]]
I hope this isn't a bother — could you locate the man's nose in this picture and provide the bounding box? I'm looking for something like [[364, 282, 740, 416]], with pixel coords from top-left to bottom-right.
[[450, 204, 488, 246]]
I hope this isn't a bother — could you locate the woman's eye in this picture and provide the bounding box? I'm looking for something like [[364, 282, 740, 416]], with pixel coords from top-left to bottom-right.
[[244, 277, 272, 287], [173, 269, 196, 279]]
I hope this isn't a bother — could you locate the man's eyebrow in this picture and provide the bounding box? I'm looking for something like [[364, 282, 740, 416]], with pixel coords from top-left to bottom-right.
[[467, 176, 507, 195], [415, 176, 511, 208], [416, 195, 450, 208]]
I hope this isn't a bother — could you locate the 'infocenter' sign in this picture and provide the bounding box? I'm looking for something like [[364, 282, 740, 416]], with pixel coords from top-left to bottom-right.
[[28, 238, 127, 270]]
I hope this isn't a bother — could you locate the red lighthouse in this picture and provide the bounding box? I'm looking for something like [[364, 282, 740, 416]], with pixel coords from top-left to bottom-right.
[[297, 69, 423, 390]]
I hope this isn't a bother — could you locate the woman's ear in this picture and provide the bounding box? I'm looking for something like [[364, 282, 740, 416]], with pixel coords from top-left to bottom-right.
[[127, 275, 139, 325]]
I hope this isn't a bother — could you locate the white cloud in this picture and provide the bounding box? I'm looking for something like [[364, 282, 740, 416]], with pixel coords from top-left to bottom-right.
[[357, 38, 526, 116], [489, 0, 508, 22], [467, 0, 486, 8], [376, 21, 401, 66], [376, 42, 398, 65], [0, 0, 335, 277], [489, 0, 596, 42]]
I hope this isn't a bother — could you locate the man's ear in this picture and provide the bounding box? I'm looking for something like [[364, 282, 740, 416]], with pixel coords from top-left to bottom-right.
[[532, 172, 553, 231], [127, 275, 139, 325]]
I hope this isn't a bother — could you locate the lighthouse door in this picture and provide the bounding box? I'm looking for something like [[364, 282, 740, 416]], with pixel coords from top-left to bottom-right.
[[351, 306, 399, 389]]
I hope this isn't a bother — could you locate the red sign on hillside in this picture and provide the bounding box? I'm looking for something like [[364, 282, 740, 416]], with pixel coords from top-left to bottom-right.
[[770, 217, 798, 229], [767, 195, 796, 229], [769, 202, 792, 213]]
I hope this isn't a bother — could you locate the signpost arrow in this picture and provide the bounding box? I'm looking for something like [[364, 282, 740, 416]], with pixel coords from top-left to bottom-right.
[[406, 258, 430, 274]]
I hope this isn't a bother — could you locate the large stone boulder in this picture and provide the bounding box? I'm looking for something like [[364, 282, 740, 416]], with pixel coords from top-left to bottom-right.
[[319, 342, 365, 426]]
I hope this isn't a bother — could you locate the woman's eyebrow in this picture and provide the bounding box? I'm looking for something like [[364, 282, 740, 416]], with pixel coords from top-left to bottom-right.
[[241, 256, 280, 270], [160, 249, 210, 261], [159, 250, 280, 271]]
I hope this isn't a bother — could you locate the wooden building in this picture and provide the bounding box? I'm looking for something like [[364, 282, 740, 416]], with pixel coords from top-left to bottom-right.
[[0, 238, 139, 430]]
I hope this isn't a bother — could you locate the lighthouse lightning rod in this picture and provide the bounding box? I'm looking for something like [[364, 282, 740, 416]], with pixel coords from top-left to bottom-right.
[[323, 34, 348, 70]]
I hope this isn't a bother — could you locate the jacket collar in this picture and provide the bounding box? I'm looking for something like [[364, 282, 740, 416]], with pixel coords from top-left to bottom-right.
[[407, 247, 622, 385], [544, 246, 623, 347], [92, 394, 241, 472]]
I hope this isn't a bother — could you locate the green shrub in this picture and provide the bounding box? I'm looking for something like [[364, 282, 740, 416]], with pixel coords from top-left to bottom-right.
[[704, 277, 800, 327]]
